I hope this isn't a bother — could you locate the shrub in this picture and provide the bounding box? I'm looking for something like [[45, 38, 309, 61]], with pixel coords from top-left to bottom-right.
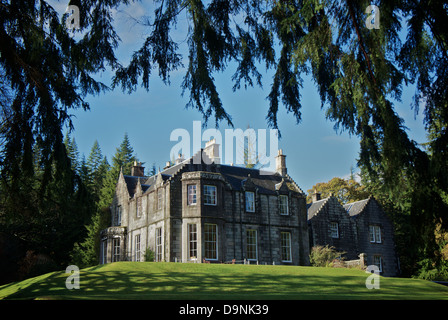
[[309, 245, 345, 267], [144, 248, 155, 262], [415, 258, 448, 281]]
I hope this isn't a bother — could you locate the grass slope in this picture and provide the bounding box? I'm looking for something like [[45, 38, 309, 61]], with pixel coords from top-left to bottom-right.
[[1, 262, 448, 300]]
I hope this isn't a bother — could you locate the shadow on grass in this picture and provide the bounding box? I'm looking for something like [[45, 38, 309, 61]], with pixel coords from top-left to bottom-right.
[[3, 264, 448, 300]]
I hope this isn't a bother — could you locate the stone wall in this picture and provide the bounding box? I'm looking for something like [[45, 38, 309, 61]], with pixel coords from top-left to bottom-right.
[[353, 200, 398, 277], [104, 162, 310, 266], [308, 197, 358, 260]]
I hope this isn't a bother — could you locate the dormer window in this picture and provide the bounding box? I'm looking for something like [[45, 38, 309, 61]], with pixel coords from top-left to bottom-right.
[[136, 198, 142, 218], [157, 189, 163, 210], [279, 195, 289, 215], [116, 206, 121, 226], [245, 191, 255, 212]]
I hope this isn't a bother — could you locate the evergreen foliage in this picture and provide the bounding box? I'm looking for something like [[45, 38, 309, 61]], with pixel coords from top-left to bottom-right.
[[112, 0, 448, 279], [70, 134, 137, 268], [1, 0, 447, 281]]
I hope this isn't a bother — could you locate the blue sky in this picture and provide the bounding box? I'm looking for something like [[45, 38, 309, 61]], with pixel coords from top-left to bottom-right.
[[66, 2, 428, 194]]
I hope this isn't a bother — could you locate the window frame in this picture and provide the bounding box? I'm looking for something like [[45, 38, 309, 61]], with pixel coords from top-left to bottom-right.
[[134, 234, 141, 262], [279, 195, 289, 215], [281, 232, 292, 262], [136, 198, 142, 218], [157, 189, 163, 211], [187, 184, 197, 205], [373, 255, 383, 272], [246, 229, 258, 261], [204, 223, 218, 260], [330, 222, 339, 238], [369, 225, 382, 243], [188, 224, 198, 261], [245, 191, 255, 212], [203, 185, 217, 206], [155, 227, 163, 262], [116, 205, 122, 226], [112, 237, 120, 262]]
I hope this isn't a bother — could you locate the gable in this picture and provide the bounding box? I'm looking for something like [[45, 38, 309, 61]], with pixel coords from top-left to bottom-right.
[[343, 198, 370, 217], [307, 198, 330, 220]]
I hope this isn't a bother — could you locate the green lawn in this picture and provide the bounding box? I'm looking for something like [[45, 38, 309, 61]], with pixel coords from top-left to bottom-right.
[[1, 262, 447, 300]]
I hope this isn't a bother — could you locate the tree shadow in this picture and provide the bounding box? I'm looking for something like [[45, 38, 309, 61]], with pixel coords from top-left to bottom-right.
[[3, 263, 448, 300]]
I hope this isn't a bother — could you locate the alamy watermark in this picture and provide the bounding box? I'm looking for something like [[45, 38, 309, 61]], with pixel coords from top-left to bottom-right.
[[170, 121, 279, 175], [65, 5, 80, 30], [365, 265, 380, 289], [63, 3, 379, 31], [65, 265, 80, 290], [365, 5, 380, 30]]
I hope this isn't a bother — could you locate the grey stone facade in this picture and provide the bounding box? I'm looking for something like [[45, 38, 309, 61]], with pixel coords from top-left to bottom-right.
[[100, 140, 399, 276], [307, 195, 358, 260], [308, 192, 399, 276], [100, 144, 310, 266]]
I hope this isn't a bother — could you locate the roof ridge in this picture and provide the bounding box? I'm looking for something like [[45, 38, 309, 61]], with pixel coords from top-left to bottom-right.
[[285, 173, 304, 194], [344, 198, 369, 206], [307, 197, 330, 218]]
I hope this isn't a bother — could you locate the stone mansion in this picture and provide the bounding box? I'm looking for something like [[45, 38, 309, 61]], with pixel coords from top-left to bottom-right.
[[100, 140, 399, 276]]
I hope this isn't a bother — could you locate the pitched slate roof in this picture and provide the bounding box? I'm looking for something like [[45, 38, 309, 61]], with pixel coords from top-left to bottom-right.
[[122, 151, 304, 197], [343, 198, 370, 217], [218, 164, 303, 195], [306, 197, 373, 220], [123, 175, 150, 197], [306, 197, 330, 219]]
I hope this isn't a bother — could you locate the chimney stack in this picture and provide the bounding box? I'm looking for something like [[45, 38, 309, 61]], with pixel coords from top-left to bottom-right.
[[312, 189, 321, 202], [275, 149, 287, 176], [131, 161, 145, 177], [203, 139, 220, 164], [163, 161, 171, 170], [175, 153, 185, 165]]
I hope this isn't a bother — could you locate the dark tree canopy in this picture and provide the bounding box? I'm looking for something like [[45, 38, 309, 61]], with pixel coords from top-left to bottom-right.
[[1, 0, 447, 278]]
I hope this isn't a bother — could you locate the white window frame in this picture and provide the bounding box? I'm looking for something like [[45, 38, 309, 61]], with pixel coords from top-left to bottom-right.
[[246, 229, 258, 261], [279, 195, 289, 215], [101, 238, 107, 264], [369, 225, 382, 243], [157, 189, 163, 211], [188, 224, 198, 261], [204, 223, 218, 260], [155, 227, 163, 262], [281, 232, 292, 262], [204, 185, 217, 206], [112, 237, 120, 262], [245, 191, 255, 212], [330, 222, 339, 238], [134, 234, 141, 261], [136, 198, 142, 218], [373, 255, 383, 272], [116, 205, 121, 226], [188, 185, 197, 205]]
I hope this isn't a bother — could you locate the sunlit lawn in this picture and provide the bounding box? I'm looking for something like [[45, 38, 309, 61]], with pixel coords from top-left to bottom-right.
[[1, 262, 447, 300]]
